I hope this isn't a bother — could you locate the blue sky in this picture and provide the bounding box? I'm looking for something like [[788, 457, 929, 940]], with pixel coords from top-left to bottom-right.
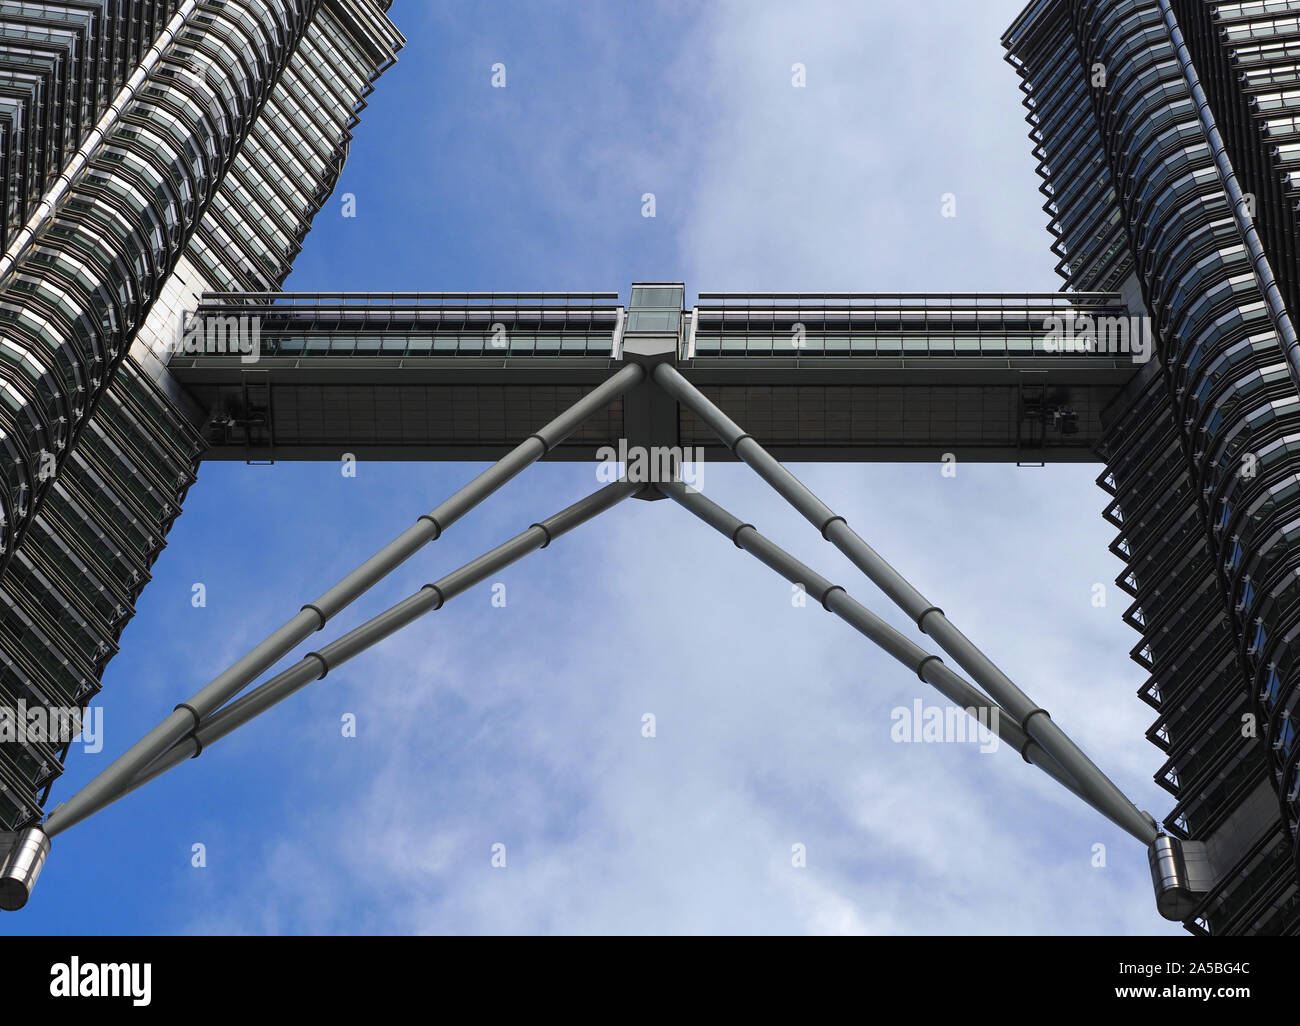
[[6, 0, 1184, 935]]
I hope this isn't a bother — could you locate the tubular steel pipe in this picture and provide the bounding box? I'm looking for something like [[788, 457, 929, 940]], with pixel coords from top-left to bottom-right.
[[43, 365, 642, 838], [654, 364, 1157, 843], [660, 480, 1156, 844], [54, 480, 640, 829]]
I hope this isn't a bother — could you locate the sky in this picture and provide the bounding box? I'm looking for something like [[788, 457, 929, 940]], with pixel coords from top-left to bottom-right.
[[5, 0, 1185, 935]]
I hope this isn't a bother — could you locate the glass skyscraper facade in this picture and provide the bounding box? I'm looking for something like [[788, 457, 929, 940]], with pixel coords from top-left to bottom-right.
[[1006, 0, 1300, 934], [0, 0, 401, 833]]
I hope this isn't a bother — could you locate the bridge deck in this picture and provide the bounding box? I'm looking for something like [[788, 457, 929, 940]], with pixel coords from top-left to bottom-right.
[[165, 291, 1142, 464]]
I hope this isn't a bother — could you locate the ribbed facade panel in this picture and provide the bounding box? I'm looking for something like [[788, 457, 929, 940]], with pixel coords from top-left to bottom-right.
[[1005, 0, 1139, 289], [1009, 0, 1300, 934], [0, 0, 401, 829], [0, 2, 183, 253]]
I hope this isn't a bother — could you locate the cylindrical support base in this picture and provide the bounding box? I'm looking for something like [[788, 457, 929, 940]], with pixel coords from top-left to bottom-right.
[[1148, 834, 1200, 922], [0, 827, 51, 911]]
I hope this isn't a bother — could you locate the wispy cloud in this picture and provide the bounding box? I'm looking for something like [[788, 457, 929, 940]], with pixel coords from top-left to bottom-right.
[[181, 462, 1175, 935]]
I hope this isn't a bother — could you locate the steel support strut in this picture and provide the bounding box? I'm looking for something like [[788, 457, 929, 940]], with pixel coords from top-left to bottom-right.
[[659, 481, 1149, 840], [41, 365, 644, 838], [45, 480, 639, 835], [655, 364, 1157, 845]]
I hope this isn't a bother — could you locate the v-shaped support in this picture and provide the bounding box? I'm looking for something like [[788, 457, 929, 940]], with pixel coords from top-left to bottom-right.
[[654, 363, 1158, 847], [39, 363, 644, 842], [86, 478, 641, 816], [658, 479, 1136, 836], [1, 354, 1166, 914]]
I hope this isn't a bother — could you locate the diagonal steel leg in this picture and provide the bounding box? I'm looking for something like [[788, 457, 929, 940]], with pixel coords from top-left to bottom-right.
[[41, 364, 643, 838], [654, 364, 1157, 845], [654, 481, 1096, 822], [659, 480, 1157, 844], [45, 479, 640, 836]]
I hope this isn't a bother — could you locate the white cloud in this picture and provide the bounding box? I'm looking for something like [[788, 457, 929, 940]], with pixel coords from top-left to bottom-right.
[[181, 461, 1176, 935], [675, 0, 1058, 292]]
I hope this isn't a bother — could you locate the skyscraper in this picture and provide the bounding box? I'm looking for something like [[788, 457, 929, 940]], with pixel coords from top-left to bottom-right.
[[0, 0, 402, 834], [1005, 0, 1300, 934]]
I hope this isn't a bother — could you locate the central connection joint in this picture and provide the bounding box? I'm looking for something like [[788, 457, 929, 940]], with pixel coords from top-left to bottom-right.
[[617, 284, 687, 500]]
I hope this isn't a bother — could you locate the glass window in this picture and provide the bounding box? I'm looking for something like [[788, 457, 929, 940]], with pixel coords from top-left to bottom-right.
[[630, 286, 683, 309], [626, 311, 680, 333]]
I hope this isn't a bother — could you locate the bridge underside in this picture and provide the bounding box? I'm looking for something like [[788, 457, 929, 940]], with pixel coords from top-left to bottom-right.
[[172, 356, 1130, 464], [166, 291, 1140, 464]]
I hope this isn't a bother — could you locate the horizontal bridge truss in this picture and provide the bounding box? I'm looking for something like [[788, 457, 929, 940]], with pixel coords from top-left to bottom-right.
[[166, 290, 1141, 464]]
